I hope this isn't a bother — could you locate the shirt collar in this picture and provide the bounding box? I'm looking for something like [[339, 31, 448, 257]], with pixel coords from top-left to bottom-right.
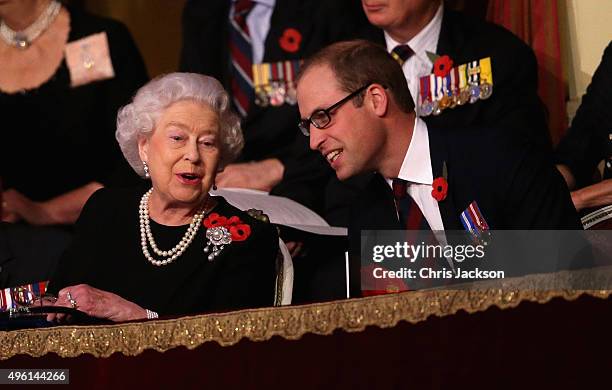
[[256, 0, 275, 7], [384, 3, 444, 66], [397, 116, 433, 185], [232, 0, 275, 7]]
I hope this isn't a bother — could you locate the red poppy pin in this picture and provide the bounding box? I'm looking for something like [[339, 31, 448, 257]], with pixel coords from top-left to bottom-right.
[[361, 264, 409, 296], [431, 177, 448, 202], [433, 55, 453, 78], [431, 161, 449, 202], [279, 28, 302, 53], [203, 213, 251, 260], [203, 213, 228, 228], [226, 216, 251, 241]]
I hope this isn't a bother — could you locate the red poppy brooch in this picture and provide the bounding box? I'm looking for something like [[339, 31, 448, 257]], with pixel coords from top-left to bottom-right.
[[431, 177, 448, 201], [279, 28, 302, 53], [431, 161, 449, 202], [203, 213, 251, 260], [433, 55, 453, 78]]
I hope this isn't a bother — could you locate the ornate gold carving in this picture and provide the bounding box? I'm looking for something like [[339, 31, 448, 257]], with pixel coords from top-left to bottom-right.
[[1, 268, 611, 360]]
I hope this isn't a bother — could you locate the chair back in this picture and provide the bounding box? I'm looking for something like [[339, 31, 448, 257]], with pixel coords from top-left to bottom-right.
[[274, 238, 294, 306], [244, 208, 293, 305]]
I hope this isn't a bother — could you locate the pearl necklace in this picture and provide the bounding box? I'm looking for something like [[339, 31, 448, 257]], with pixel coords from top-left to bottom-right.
[[0, 1, 61, 49], [139, 189, 211, 267]]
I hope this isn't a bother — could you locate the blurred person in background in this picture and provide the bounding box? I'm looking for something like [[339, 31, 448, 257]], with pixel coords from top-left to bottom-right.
[[556, 41, 612, 214], [0, 0, 148, 286], [0, 0, 148, 226]]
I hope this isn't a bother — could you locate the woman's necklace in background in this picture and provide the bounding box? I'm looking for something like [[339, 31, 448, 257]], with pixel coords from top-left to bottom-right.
[[139, 188, 211, 267], [0, 1, 61, 49]]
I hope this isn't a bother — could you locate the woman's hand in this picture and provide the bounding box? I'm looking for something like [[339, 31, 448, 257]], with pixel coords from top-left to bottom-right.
[[47, 284, 147, 323]]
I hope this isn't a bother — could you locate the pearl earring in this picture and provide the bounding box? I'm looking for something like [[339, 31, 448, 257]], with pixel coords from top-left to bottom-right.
[[143, 161, 150, 178]]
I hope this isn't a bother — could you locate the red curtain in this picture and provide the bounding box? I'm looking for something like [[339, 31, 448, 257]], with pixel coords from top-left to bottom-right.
[[487, 0, 567, 145]]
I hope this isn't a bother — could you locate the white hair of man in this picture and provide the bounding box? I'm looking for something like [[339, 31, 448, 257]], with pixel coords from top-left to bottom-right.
[[116, 72, 244, 177]]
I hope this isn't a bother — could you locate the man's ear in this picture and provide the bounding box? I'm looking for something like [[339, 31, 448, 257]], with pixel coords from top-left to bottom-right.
[[367, 84, 389, 117], [137, 136, 149, 162]]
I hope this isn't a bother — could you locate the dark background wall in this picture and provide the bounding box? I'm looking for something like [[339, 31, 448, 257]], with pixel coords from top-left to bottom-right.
[[68, 0, 186, 77]]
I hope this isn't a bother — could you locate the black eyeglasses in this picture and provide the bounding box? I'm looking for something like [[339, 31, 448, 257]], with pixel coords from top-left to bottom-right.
[[298, 84, 370, 136]]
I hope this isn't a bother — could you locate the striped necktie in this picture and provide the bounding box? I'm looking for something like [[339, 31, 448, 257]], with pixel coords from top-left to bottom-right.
[[390, 44, 414, 66], [392, 178, 431, 230], [391, 179, 441, 291], [229, 0, 255, 117]]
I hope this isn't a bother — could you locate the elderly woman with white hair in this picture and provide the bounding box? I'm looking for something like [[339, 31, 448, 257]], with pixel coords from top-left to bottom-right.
[[46, 73, 278, 322]]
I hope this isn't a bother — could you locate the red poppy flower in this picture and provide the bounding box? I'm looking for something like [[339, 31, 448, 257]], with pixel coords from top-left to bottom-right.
[[203, 213, 228, 228], [279, 28, 302, 53], [361, 264, 409, 296], [229, 224, 251, 241], [433, 55, 453, 78], [431, 177, 448, 202], [203, 213, 252, 241], [227, 216, 241, 225]]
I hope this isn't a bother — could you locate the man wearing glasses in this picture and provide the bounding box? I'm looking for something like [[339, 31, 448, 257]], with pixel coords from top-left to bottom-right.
[[296, 40, 580, 296]]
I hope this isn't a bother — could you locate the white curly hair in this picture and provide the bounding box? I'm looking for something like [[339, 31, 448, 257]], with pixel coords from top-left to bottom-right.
[[116, 73, 243, 177]]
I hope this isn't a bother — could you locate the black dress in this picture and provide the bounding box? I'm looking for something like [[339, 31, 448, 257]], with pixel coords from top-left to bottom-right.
[[48, 187, 279, 316], [0, 7, 148, 201]]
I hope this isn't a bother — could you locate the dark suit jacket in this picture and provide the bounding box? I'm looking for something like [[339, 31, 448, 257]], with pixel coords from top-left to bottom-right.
[[180, 0, 368, 214], [555, 41, 612, 187], [347, 125, 581, 296]]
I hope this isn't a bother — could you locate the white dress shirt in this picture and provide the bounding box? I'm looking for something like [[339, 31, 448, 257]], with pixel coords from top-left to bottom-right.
[[384, 3, 443, 113], [386, 116, 445, 231], [232, 0, 275, 64]]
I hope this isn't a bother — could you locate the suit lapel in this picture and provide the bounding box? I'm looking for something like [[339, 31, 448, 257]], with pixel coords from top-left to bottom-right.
[[356, 174, 401, 230], [435, 8, 465, 59], [428, 127, 462, 230], [263, 0, 312, 62]]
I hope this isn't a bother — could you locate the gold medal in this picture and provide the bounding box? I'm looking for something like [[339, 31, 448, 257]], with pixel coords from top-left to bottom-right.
[[439, 95, 450, 110], [478, 58, 494, 100], [458, 88, 470, 105], [255, 89, 269, 107], [448, 92, 458, 109]]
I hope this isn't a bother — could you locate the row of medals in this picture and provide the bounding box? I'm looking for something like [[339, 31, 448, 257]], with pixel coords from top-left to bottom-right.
[[253, 78, 492, 111], [420, 82, 493, 117], [254, 80, 298, 107]]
